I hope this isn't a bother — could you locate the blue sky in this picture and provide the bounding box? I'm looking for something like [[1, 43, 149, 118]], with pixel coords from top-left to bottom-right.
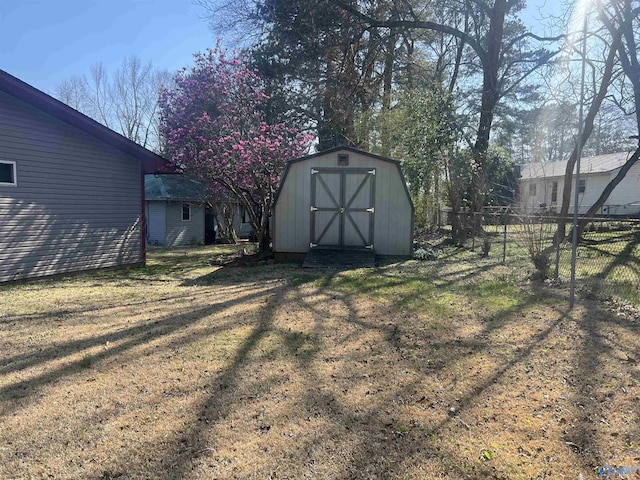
[[0, 0, 217, 93], [1, 0, 563, 95]]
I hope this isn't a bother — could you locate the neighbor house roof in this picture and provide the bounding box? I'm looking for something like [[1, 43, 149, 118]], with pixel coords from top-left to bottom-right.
[[145, 174, 213, 202], [0, 69, 174, 174], [520, 151, 633, 179]]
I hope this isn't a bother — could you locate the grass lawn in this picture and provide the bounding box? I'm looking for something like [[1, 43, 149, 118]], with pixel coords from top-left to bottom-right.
[[478, 222, 640, 305], [1, 244, 639, 479]]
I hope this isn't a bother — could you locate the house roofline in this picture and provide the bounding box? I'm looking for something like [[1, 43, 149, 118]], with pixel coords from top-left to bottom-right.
[[0, 69, 175, 174], [520, 152, 633, 180], [520, 169, 619, 180]]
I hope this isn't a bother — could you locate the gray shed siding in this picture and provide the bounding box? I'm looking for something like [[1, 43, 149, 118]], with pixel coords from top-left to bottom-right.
[[165, 201, 205, 246], [274, 150, 413, 256], [0, 90, 143, 282]]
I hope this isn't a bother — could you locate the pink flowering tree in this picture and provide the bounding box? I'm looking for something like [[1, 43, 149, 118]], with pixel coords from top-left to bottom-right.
[[159, 47, 312, 252]]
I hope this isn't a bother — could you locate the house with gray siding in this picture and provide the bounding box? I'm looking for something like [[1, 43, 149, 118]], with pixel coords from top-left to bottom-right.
[[145, 174, 254, 246], [0, 69, 171, 282], [145, 174, 210, 246]]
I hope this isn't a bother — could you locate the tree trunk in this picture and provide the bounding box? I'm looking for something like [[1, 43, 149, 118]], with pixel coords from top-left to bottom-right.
[[446, 160, 464, 243], [448, 5, 468, 94], [469, 0, 507, 234], [554, 25, 624, 245], [259, 201, 271, 254], [212, 201, 239, 243], [379, 26, 396, 157]]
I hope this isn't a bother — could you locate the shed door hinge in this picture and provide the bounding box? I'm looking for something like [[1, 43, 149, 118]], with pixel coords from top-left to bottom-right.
[[366, 207, 374, 213], [365, 244, 374, 249], [311, 169, 318, 174], [369, 169, 375, 175], [310, 243, 318, 248], [310, 206, 318, 212]]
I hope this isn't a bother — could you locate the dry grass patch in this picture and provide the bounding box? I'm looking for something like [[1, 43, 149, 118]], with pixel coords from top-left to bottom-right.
[[1, 245, 639, 479]]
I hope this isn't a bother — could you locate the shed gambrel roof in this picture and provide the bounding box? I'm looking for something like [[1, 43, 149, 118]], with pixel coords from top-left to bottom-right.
[[0, 69, 173, 174], [145, 175, 213, 202], [285, 145, 403, 166], [274, 145, 411, 206], [520, 152, 633, 180]]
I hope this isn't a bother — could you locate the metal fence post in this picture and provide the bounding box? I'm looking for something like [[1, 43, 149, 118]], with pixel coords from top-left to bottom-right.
[[471, 212, 476, 251], [503, 212, 508, 264], [554, 229, 561, 282]]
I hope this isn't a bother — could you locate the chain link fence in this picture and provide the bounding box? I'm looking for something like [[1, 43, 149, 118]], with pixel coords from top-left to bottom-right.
[[446, 210, 640, 305]]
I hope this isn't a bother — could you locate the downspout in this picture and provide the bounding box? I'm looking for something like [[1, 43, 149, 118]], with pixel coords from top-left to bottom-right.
[[140, 167, 146, 264]]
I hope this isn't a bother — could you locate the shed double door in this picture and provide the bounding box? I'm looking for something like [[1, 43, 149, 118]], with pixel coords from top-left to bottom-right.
[[310, 168, 375, 249]]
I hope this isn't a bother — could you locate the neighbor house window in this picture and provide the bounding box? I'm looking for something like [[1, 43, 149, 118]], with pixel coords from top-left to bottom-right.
[[529, 183, 537, 196], [182, 203, 191, 221], [578, 179, 586, 193], [551, 181, 558, 203], [0, 161, 16, 186], [337, 154, 349, 166]]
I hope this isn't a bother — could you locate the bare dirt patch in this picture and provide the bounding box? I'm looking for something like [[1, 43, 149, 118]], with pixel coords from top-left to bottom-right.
[[1, 245, 639, 479]]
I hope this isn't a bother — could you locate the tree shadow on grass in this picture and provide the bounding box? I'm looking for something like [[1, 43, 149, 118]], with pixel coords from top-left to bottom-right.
[[245, 272, 573, 476], [137, 264, 575, 478], [277, 269, 637, 478], [564, 298, 640, 473], [288, 284, 592, 478], [135, 259, 637, 478], [0, 291, 214, 326], [143, 280, 292, 479], [5, 249, 638, 479], [0, 277, 288, 418]]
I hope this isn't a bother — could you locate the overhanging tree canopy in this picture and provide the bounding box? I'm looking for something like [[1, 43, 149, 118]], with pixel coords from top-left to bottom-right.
[[159, 48, 312, 251]]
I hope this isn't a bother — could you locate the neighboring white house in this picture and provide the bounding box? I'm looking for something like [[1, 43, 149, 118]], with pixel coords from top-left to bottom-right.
[[518, 151, 640, 216]]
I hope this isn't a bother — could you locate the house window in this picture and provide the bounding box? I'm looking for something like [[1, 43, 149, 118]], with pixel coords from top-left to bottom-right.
[[529, 183, 537, 196], [182, 203, 191, 221], [337, 154, 349, 166], [0, 161, 16, 186], [578, 179, 586, 193], [551, 182, 558, 203]]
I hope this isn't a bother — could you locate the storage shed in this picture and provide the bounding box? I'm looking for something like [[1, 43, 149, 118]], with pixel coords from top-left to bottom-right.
[[273, 146, 414, 259], [0, 69, 172, 282]]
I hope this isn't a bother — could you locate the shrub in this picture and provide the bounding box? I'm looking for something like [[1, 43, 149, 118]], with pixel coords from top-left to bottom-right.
[[413, 247, 438, 261], [514, 213, 555, 279], [481, 237, 491, 257]]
